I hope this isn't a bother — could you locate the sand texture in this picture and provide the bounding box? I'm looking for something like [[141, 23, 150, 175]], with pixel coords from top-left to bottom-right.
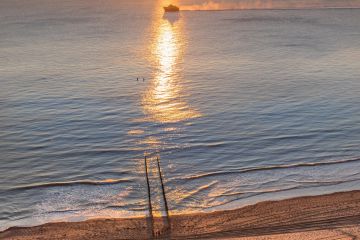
[[1, 191, 360, 240]]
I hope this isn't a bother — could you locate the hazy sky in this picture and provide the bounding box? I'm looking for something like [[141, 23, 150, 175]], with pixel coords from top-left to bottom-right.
[[180, 0, 360, 9]]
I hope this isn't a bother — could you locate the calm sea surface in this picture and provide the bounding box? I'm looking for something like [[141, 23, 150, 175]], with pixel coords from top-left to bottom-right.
[[1, 0, 360, 230]]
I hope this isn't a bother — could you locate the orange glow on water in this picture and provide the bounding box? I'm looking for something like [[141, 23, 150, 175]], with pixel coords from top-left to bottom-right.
[[142, 9, 201, 123], [180, 0, 360, 11], [138, 5, 202, 217]]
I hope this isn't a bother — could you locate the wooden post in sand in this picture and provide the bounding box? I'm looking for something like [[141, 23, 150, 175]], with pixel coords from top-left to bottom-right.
[[156, 156, 171, 236], [144, 156, 154, 238], [156, 156, 169, 217], [144, 155, 171, 238]]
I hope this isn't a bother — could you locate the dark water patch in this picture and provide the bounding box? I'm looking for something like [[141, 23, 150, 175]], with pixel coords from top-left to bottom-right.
[[44, 209, 81, 215], [42, 148, 141, 159], [224, 16, 318, 25], [278, 43, 314, 48], [105, 205, 147, 211], [10, 179, 132, 192]]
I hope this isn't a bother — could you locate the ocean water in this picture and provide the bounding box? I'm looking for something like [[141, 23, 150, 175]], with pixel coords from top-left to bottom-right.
[[1, 0, 360, 231]]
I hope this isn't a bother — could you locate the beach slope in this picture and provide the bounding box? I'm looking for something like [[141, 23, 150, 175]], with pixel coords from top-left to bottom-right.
[[1, 191, 360, 239]]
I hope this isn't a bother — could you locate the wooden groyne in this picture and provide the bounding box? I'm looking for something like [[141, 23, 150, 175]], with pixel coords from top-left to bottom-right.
[[156, 157, 170, 217], [144, 155, 171, 239], [144, 156, 154, 238]]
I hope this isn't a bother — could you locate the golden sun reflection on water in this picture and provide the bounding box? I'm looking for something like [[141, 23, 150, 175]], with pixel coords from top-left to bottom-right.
[[142, 12, 201, 124], [132, 9, 203, 217]]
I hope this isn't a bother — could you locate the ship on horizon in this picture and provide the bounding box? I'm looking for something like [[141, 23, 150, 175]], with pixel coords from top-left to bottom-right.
[[164, 4, 180, 12]]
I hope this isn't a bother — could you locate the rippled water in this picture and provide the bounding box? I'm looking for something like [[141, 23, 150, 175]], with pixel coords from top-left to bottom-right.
[[1, 0, 360, 231]]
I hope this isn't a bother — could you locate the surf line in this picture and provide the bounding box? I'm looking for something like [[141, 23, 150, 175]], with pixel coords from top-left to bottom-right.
[[144, 155, 171, 238]]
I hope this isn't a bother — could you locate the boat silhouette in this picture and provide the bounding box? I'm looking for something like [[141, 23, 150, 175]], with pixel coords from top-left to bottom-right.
[[164, 4, 180, 12]]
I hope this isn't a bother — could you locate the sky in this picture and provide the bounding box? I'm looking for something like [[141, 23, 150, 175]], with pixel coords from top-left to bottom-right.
[[1, 0, 360, 11]]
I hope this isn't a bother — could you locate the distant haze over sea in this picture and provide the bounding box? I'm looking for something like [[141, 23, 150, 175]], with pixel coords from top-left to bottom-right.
[[180, 0, 360, 10]]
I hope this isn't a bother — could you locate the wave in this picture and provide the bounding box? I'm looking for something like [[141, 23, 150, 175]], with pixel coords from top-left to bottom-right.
[[221, 177, 360, 198], [44, 209, 81, 215], [193, 177, 360, 211], [105, 205, 147, 211], [177, 156, 360, 181], [177, 181, 218, 202], [45, 148, 141, 158], [10, 179, 132, 191]]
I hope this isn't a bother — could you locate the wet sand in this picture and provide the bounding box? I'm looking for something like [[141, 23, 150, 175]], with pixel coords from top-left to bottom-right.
[[1, 190, 360, 240]]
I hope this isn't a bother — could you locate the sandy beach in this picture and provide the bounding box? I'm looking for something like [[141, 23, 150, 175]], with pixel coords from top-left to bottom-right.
[[2, 190, 360, 239]]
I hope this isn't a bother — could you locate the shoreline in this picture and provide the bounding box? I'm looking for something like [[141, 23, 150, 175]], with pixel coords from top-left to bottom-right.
[[2, 190, 360, 239]]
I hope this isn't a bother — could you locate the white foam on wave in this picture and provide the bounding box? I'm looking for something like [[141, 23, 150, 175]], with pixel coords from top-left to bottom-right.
[[1, 183, 146, 232]]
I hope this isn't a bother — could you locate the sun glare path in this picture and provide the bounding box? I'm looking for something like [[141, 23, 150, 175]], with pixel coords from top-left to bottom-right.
[[142, 11, 201, 124]]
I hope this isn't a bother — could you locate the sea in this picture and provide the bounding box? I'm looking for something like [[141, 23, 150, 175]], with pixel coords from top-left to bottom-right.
[[1, 0, 360, 231]]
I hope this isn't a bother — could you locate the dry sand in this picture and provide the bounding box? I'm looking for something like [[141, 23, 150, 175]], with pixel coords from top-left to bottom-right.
[[1, 190, 360, 240]]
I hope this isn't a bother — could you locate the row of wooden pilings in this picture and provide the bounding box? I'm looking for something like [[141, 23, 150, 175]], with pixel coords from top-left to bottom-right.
[[144, 156, 171, 239]]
